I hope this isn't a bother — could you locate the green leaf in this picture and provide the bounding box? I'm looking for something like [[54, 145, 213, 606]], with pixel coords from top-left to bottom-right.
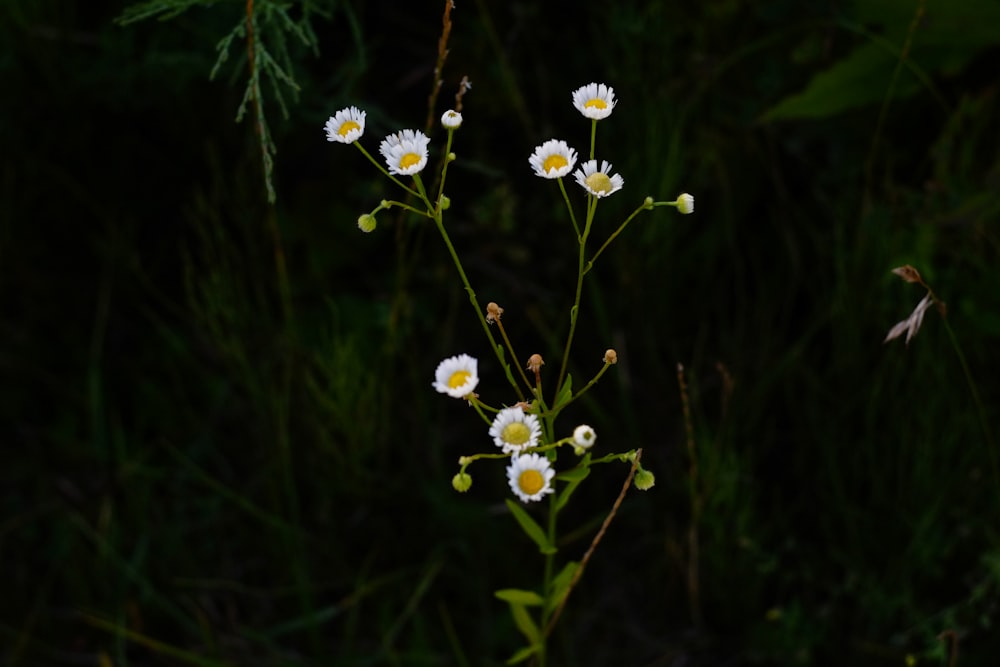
[[505, 499, 556, 554], [505, 644, 540, 665], [497, 344, 519, 389], [555, 464, 591, 512], [553, 374, 573, 409], [507, 602, 540, 644], [546, 561, 580, 614], [495, 588, 545, 606]]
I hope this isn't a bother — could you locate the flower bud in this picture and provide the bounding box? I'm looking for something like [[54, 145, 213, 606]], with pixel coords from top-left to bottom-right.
[[452, 472, 473, 492], [634, 468, 656, 491], [357, 214, 377, 233]]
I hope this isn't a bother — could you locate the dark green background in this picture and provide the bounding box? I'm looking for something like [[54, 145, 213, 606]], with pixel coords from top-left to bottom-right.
[[4, 0, 1000, 665]]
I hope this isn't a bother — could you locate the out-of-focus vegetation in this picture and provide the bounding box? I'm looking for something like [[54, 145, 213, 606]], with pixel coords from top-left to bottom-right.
[[3, 0, 999, 664]]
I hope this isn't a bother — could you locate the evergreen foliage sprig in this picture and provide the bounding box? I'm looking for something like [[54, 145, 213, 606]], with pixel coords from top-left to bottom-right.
[[116, 0, 331, 202]]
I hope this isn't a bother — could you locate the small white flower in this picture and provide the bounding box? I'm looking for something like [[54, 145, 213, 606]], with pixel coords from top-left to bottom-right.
[[506, 453, 556, 503], [529, 139, 578, 179], [572, 425, 596, 450], [571, 82, 617, 120], [441, 109, 463, 129], [573, 159, 624, 197], [324, 106, 366, 143], [676, 193, 694, 214], [432, 354, 479, 398], [379, 129, 431, 176], [489, 406, 542, 454]]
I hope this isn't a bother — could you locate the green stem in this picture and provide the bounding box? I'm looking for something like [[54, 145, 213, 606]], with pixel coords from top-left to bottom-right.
[[432, 214, 525, 402], [584, 200, 651, 276], [555, 197, 597, 397]]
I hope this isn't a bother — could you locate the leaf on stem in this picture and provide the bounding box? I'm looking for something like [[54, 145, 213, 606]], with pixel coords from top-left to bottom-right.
[[555, 463, 591, 512], [546, 560, 580, 615], [554, 374, 573, 410], [505, 499, 556, 554], [495, 588, 545, 606]]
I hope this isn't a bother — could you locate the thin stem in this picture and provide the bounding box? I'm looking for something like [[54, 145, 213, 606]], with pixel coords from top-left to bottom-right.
[[584, 201, 651, 276], [545, 449, 642, 636], [432, 214, 525, 402], [352, 142, 423, 198], [495, 319, 533, 391], [557, 178, 581, 239], [677, 364, 703, 628], [555, 197, 595, 398]]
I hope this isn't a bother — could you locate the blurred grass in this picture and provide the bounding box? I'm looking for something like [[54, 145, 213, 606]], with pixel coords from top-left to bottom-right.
[[3, 0, 1000, 665]]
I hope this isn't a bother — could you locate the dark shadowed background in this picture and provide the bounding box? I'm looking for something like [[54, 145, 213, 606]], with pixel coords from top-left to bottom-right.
[[3, 0, 1000, 665]]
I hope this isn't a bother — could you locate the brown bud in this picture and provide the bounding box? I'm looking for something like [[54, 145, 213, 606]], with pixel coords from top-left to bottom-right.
[[604, 349, 618, 365], [526, 354, 544, 373], [891, 265, 924, 285], [486, 302, 504, 324]]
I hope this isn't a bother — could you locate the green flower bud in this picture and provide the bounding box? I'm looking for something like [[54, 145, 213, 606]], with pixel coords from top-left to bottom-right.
[[452, 472, 473, 493]]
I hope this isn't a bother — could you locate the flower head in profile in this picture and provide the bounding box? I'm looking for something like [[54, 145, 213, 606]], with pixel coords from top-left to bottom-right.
[[441, 110, 463, 129], [574, 160, 624, 197], [324, 106, 366, 143], [489, 406, 542, 454], [379, 129, 431, 175], [433, 354, 479, 398], [529, 139, 578, 179], [572, 83, 617, 120], [506, 453, 556, 503], [676, 193, 694, 214]]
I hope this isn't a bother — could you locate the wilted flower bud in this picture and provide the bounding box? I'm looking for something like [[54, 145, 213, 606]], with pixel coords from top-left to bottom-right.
[[604, 349, 618, 365], [527, 354, 544, 374], [486, 302, 504, 324]]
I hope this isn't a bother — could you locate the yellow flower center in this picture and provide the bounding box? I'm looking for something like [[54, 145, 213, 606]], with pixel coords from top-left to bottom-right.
[[584, 98, 607, 110], [542, 154, 568, 173], [501, 422, 532, 446], [448, 370, 471, 389], [518, 469, 544, 495], [584, 172, 613, 194], [399, 153, 422, 170], [338, 121, 360, 137]]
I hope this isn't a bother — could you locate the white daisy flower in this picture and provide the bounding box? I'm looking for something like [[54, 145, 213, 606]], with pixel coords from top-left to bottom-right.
[[489, 406, 542, 454], [441, 109, 463, 129], [324, 106, 366, 143], [573, 159, 624, 197], [572, 425, 596, 450], [676, 193, 694, 214], [529, 139, 578, 179], [432, 354, 479, 398], [379, 129, 431, 176], [506, 453, 556, 503], [571, 83, 617, 120]]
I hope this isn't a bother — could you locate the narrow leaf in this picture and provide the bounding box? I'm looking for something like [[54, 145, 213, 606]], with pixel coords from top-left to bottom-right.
[[546, 561, 580, 614], [505, 499, 555, 554], [495, 588, 545, 606], [553, 374, 573, 409], [555, 465, 591, 512], [507, 602, 540, 644], [506, 645, 540, 665]]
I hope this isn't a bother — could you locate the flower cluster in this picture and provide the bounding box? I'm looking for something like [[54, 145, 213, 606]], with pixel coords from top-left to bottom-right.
[[324, 81, 679, 505]]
